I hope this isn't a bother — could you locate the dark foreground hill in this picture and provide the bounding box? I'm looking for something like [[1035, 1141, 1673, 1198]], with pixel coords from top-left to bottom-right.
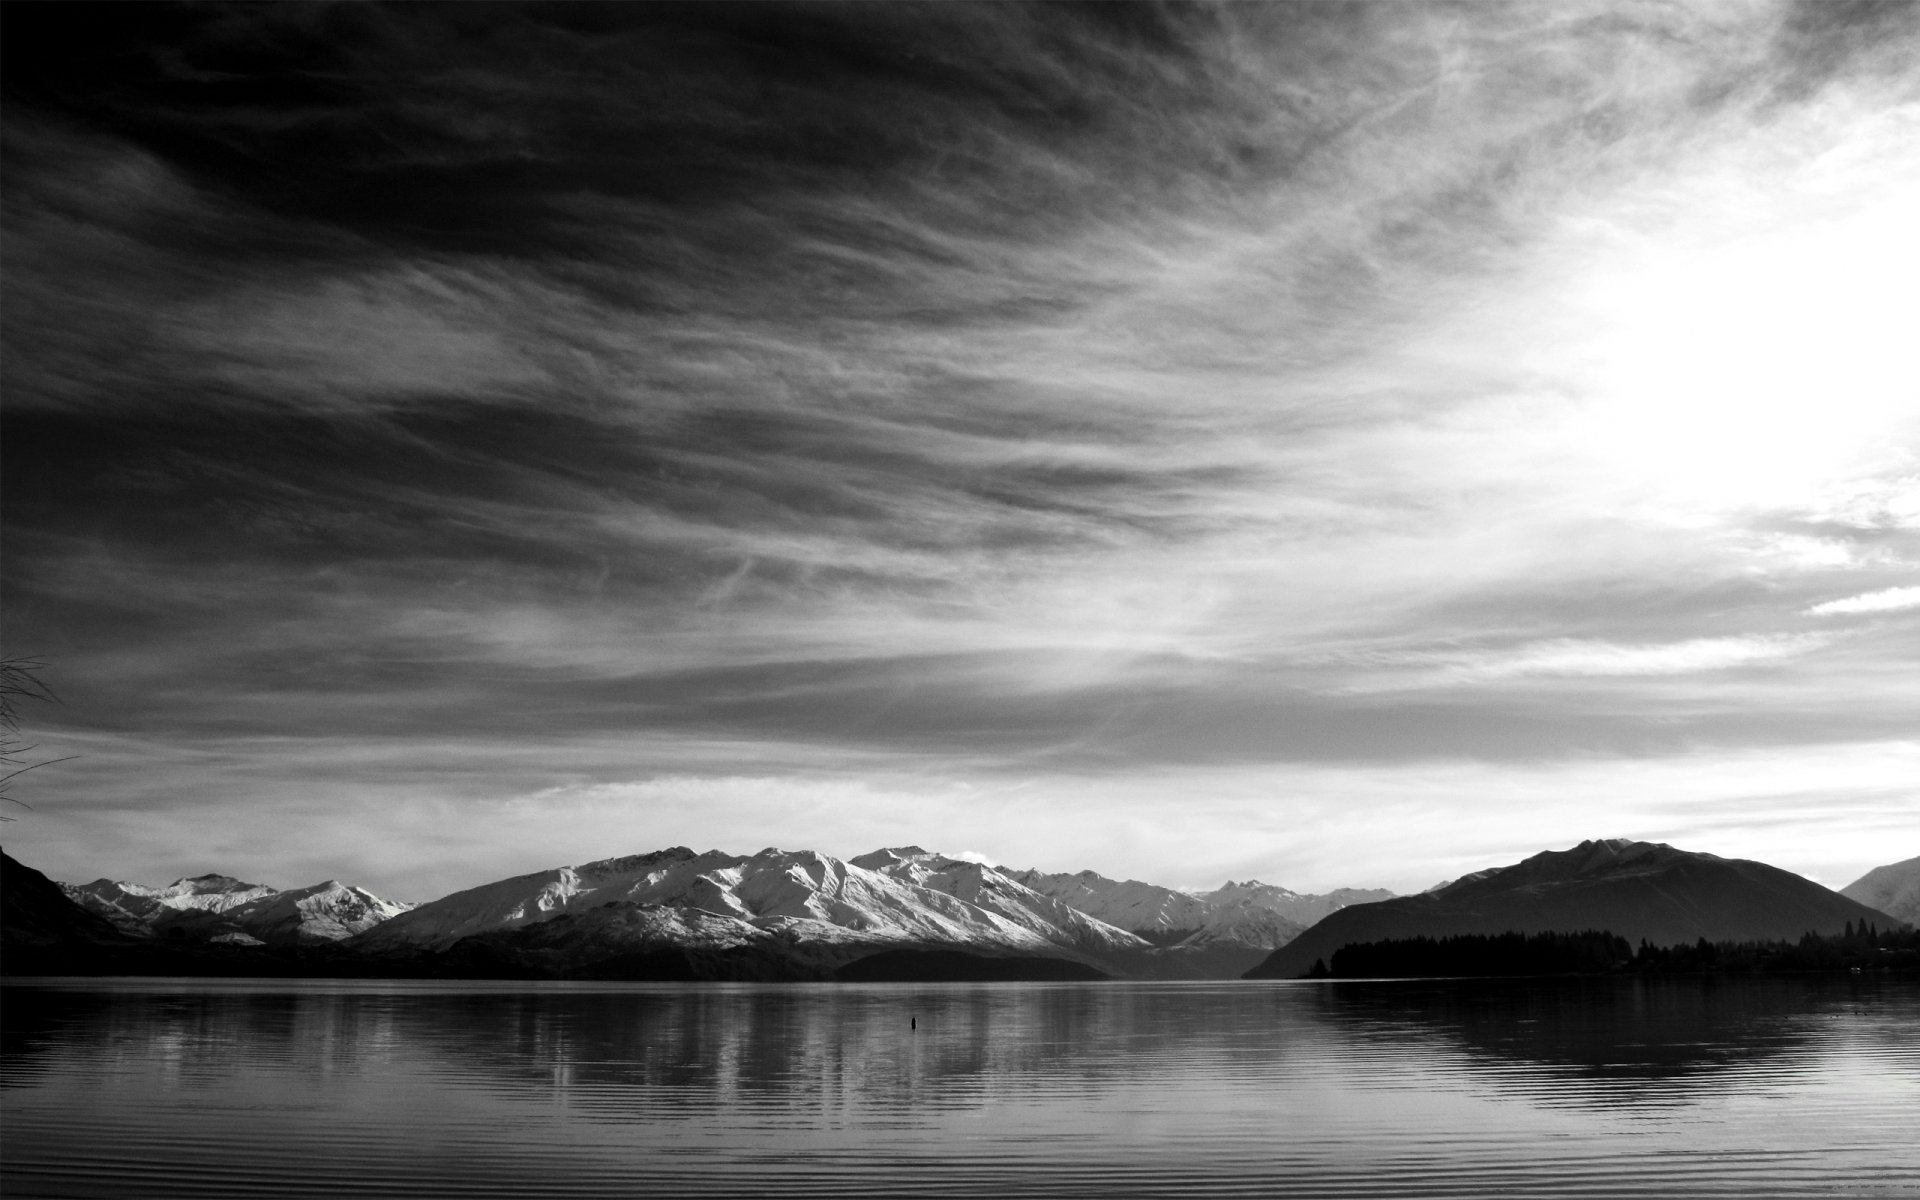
[[3, 848, 137, 962], [1247, 839, 1905, 980]]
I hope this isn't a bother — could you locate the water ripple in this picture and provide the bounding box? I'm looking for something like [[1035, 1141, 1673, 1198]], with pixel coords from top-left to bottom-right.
[[4, 977, 1917, 1199]]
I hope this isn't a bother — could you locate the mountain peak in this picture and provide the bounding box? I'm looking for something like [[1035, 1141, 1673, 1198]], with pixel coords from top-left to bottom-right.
[[62, 869, 408, 945], [575, 847, 701, 878], [166, 874, 271, 895], [1428, 841, 1691, 894], [281, 879, 349, 898], [848, 846, 936, 870], [1546, 839, 1729, 874]]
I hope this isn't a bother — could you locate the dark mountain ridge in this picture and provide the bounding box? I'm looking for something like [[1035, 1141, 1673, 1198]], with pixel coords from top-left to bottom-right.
[[2, 848, 133, 950], [1247, 839, 1905, 980]]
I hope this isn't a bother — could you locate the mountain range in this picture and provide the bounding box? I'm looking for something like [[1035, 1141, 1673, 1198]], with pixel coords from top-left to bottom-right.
[[35, 845, 1384, 979], [356, 845, 1140, 966], [1008, 867, 1393, 950], [352, 845, 1364, 978], [1246, 839, 1903, 979], [62, 873, 411, 946], [7, 839, 1912, 981]]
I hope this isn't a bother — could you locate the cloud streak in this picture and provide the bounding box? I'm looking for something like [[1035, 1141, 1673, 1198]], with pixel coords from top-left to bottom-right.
[[1806, 585, 1920, 616]]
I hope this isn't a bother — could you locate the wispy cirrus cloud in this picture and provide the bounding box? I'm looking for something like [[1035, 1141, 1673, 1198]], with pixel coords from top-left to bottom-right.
[[3, 2, 1917, 893], [1329, 633, 1836, 691]]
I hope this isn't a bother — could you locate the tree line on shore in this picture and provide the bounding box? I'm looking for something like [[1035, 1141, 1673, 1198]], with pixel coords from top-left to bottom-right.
[[1303, 922, 1920, 979]]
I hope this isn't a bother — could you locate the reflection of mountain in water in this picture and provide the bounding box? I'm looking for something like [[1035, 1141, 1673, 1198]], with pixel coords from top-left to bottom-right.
[[327, 984, 1331, 1117], [13, 977, 1906, 1121], [1308, 976, 1901, 1108], [5, 983, 1325, 1116], [9, 978, 1919, 1199]]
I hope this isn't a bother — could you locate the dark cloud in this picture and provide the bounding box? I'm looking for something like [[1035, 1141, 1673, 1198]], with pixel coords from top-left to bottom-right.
[[1770, 0, 1920, 98], [4, 3, 1263, 255]]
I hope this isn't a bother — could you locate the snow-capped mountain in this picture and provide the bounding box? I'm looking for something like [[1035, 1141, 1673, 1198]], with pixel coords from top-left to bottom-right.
[[63, 873, 409, 945], [1007, 867, 1393, 951], [63, 874, 278, 937], [225, 881, 412, 945], [1004, 869, 1214, 942], [351, 846, 1391, 978], [354, 845, 1152, 971], [1841, 854, 1920, 927]]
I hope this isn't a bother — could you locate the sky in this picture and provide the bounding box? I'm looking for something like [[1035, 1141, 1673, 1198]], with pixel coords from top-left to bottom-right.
[[3, 1, 1917, 904]]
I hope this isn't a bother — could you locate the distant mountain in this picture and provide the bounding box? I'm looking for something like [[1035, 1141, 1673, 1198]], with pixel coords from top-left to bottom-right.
[[1007, 867, 1393, 967], [63, 873, 410, 946], [1004, 868, 1215, 943], [1202, 879, 1397, 933], [1247, 839, 1904, 979], [63, 874, 277, 937], [353, 845, 1154, 977], [1841, 855, 1920, 927], [29, 844, 1383, 978]]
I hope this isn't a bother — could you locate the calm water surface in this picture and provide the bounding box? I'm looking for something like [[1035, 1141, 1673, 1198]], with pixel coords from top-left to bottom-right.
[[3, 975, 1916, 1198]]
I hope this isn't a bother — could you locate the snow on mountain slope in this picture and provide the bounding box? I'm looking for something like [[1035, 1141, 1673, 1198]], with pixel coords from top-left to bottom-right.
[[63, 874, 279, 937], [355, 845, 1153, 960], [1841, 854, 1920, 926], [1180, 901, 1308, 951], [1005, 868, 1214, 940], [854, 848, 1147, 953], [223, 881, 413, 944], [61, 873, 410, 945]]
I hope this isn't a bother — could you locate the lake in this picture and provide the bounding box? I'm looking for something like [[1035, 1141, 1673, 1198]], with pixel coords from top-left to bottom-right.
[[3, 975, 1916, 1198]]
